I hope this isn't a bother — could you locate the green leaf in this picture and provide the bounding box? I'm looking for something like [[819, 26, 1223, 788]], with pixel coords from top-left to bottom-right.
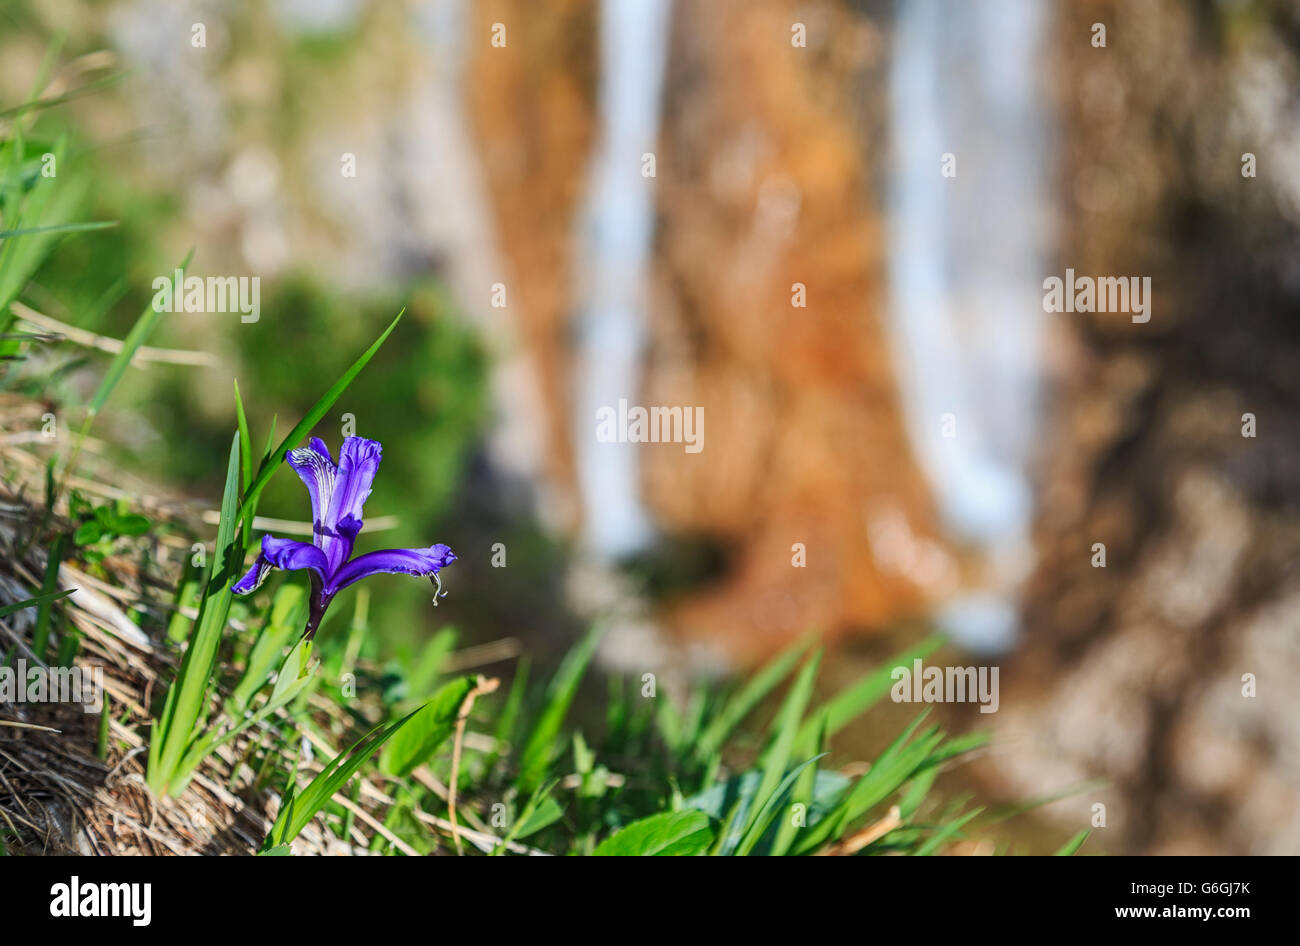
[[1053, 830, 1090, 856], [914, 806, 983, 856], [732, 650, 821, 854], [268, 638, 316, 707], [489, 778, 558, 855], [378, 676, 475, 777], [0, 587, 73, 619], [265, 708, 419, 851], [243, 309, 404, 511], [107, 513, 150, 536], [517, 626, 604, 794], [771, 709, 829, 856], [793, 636, 942, 756], [148, 433, 241, 796], [594, 810, 714, 856], [72, 520, 101, 545], [31, 536, 66, 658], [0, 220, 115, 239], [514, 796, 564, 839], [86, 248, 194, 419], [791, 712, 942, 855], [227, 583, 306, 713], [694, 633, 815, 764], [233, 379, 253, 492]]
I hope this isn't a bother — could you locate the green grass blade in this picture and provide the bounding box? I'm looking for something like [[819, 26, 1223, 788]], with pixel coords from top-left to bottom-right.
[[30, 536, 66, 659], [233, 379, 253, 491], [148, 433, 240, 795], [914, 806, 984, 856], [265, 708, 419, 850], [0, 587, 73, 619], [86, 248, 194, 419], [793, 636, 942, 756], [227, 583, 306, 714], [378, 675, 475, 777], [771, 709, 828, 855], [1053, 829, 1090, 856], [733, 650, 821, 853], [694, 633, 815, 764], [0, 220, 116, 239], [517, 626, 603, 794], [242, 309, 403, 509]]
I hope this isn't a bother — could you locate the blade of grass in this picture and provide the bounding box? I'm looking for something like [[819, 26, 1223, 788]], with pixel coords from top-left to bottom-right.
[[732, 650, 821, 854], [793, 635, 942, 756], [233, 379, 253, 492], [264, 708, 419, 851], [30, 535, 66, 659], [914, 805, 984, 856], [0, 587, 73, 619], [517, 626, 603, 794], [86, 248, 194, 420], [148, 433, 240, 795], [693, 633, 815, 766], [1053, 830, 1090, 856], [770, 709, 828, 855], [242, 309, 403, 510], [0, 220, 116, 239]]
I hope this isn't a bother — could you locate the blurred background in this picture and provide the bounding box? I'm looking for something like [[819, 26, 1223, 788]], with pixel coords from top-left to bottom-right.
[[2, 0, 1298, 854]]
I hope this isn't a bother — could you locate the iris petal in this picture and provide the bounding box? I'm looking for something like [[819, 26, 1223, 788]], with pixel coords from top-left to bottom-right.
[[323, 437, 382, 570], [327, 543, 456, 594], [287, 441, 337, 549], [261, 535, 329, 577], [231, 535, 329, 596]]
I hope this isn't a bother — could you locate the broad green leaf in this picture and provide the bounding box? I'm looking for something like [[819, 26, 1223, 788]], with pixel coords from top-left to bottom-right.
[[378, 676, 475, 777], [594, 810, 714, 856]]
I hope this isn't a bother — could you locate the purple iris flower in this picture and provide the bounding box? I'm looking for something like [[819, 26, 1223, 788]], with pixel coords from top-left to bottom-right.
[[231, 436, 456, 640]]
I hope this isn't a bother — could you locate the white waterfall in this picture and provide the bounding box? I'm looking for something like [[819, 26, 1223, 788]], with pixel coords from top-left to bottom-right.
[[886, 0, 1052, 651], [572, 0, 674, 560]]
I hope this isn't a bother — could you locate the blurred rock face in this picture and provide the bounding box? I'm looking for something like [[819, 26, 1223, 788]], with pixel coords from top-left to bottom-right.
[[466, 0, 599, 532], [987, 0, 1300, 854], [645, 0, 943, 659], [469, 0, 946, 661]]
